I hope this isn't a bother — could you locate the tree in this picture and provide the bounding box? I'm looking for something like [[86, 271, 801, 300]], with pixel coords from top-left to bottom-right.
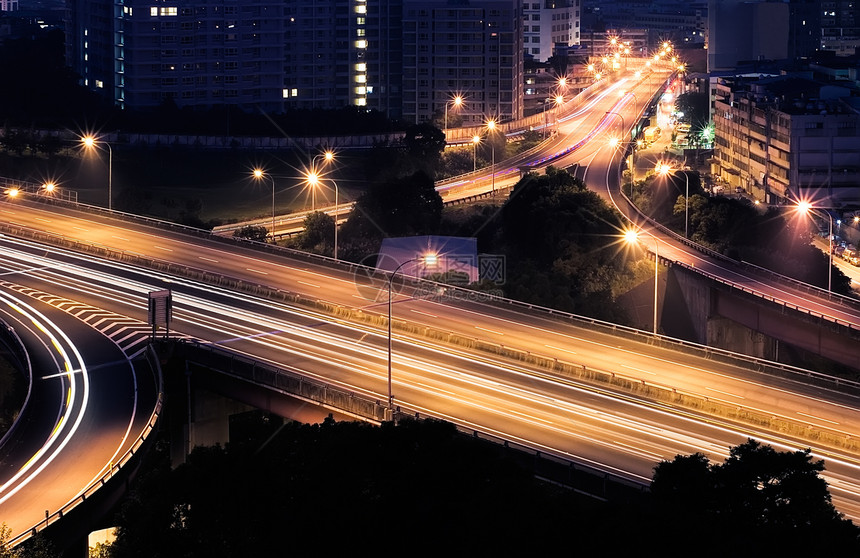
[[232, 225, 269, 243], [295, 211, 334, 256], [338, 170, 443, 261], [651, 439, 860, 553]]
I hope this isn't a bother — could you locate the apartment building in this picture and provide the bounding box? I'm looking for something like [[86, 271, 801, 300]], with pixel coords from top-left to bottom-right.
[[65, 0, 524, 123], [711, 74, 860, 206], [821, 0, 860, 56], [522, 0, 580, 62], [401, 0, 523, 125]]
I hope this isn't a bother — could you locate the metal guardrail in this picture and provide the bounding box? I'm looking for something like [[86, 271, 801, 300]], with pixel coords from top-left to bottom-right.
[[613, 158, 860, 334], [8, 345, 165, 547], [172, 339, 649, 498]]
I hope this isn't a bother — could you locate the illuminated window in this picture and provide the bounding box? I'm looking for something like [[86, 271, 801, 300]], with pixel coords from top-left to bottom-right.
[[355, 75, 366, 83], [355, 39, 367, 48], [355, 5, 366, 13], [356, 98, 367, 106], [355, 86, 366, 94], [150, 7, 157, 16], [356, 63, 366, 71], [95, 80, 104, 88]]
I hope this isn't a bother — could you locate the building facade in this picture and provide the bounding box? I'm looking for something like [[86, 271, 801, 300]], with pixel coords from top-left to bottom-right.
[[821, 0, 860, 56], [522, 0, 580, 62], [401, 0, 523, 125], [64, 0, 523, 123], [711, 75, 860, 207]]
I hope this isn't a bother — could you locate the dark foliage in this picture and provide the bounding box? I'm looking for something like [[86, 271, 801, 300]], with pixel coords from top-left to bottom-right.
[[651, 439, 860, 554], [107, 418, 628, 557], [497, 167, 632, 321], [232, 225, 269, 243], [338, 170, 443, 260]]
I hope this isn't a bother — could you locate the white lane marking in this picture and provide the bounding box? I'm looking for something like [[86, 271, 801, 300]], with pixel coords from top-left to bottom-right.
[[246, 268, 268, 275], [797, 411, 840, 425], [475, 326, 504, 336], [621, 364, 656, 376], [545, 344, 577, 356]]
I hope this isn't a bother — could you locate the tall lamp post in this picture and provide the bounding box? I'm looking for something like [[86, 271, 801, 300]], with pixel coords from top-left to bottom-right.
[[306, 171, 340, 260], [81, 135, 112, 211], [387, 253, 437, 418], [486, 119, 496, 196], [796, 201, 833, 292], [624, 228, 659, 335], [252, 169, 276, 242], [444, 95, 463, 139], [656, 163, 691, 238], [472, 135, 481, 172]]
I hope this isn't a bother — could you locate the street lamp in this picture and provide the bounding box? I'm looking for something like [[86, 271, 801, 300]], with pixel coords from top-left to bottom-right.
[[252, 168, 276, 242], [43, 182, 56, 195], [306, 171, 340, 260], [656, 163, 691, 238], [624, 228, 659, 335], [444, 95, 463, 138], [486, 119, 497, 196], [472, 135, 481, 172], [387, 253, 437, 418], [796, 200, 833, 292], [81, 135, 112, 211]]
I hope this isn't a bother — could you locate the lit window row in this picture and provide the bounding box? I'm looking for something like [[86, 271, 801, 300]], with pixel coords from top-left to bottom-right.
[[150, 7, 178, 17]]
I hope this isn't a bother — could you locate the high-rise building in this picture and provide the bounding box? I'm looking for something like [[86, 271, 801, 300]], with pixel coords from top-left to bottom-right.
[[522, 0, 580, 62], [401, 0, 523, 125], [1, 0, 20, 11], [821, 0, 860, 56], [64, 0, 524, 124], [707, 0, 790, 72]]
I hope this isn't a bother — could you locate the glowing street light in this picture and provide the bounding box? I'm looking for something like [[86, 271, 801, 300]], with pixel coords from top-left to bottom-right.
[[252, 168, 276, 242], [656, 163, 691, 238], [444, 95, 464, 138], [472, 135, 481, 171], [306, 170, 340, 260], [387, 253, 438, 418], [81, 135, 112, 211], [624, 228, 660, 335], [796, 200, 833, 292], [43, 182, 56, 195], [486, 119, 497, 196]]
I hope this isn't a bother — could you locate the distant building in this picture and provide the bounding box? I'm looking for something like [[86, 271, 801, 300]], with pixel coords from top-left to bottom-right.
[[707, 0, 790, 72], [65, 0, 524, 124], [522, 0, 580, 63], [821, 0, 860, 56], [0, 1, 18, 11], [400, 0, 523, 125], [711, 74, 860, 206]]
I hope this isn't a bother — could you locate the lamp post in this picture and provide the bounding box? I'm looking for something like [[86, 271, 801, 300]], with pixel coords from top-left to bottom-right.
[[306, 171, 340, 260], [444, 95, 463, 138], [81, 135, 112, 211], [796, 201, 833, 292], [252, 169, 276, 242], [656, 163, 691, 238], [624, 228, 659, 335], [472, 135, 481, 172], [486, 119, 496, 196], [605, 111, 625, 139], [387, 254, 437, 417]]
